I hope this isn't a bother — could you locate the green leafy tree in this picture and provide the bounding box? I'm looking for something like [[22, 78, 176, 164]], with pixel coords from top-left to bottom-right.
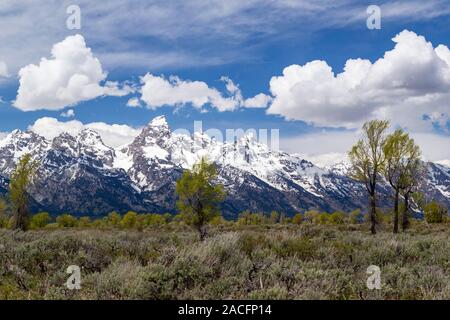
[[136, 214, 146, 231], [78, 216, 92, 228], [0, 198, 6, 215], [279, 212, 286, 224], [144, 214, 167, 226], [92, 218, 107, 228], [349, 120, 390, 234], [270, 211, 280, 224], [210, 215, 226, 225], [107, 211, 122, 227], [237, 210, 252, 225], [383, 129, 421, 233], [162, 213, 172, 223], [348, 209, 362, 224], [399, 152, 425, 232], [56, 214, 78, 228], [0, 198, 8, 228], [329, 211, 345, 224], [318, 213, 329, 225], [9, 154, 38, 230], [30, 212, 51, 229], [172, 214, 183, 224], [292, 213, 303, 225], [120, 211, 138, 229], [176, 157, 225, 240], [424, 201, 448, 223], [304, 210, 320, 223]]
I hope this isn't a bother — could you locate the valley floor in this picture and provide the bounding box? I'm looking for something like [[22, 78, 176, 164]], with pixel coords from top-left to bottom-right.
[[0, 223, 449, 300]]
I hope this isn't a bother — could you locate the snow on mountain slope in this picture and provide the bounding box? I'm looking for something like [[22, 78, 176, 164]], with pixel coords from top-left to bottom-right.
[[0, 115, 449, 216]]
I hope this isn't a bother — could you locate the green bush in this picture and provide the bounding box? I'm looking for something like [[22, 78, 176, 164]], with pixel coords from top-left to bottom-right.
[[273, 238, 316, 259], [56, 214, 77, 228], [0, 199, 8, 229], [78, 216, 92, 228], [292, 213, 303, 225], [106, 211, 121, 227], [304, 210, 320, 223], [317, 213, 329, 225], [424, 201, 448, 223], [120, 211, 138, 229], [329, 211, 345, 225], [348, 209, 362, 224], [30, 212, 51, 229], [209, 216, 226, 225], [144, 214, 167, 226], [269, 211, 279, 224]]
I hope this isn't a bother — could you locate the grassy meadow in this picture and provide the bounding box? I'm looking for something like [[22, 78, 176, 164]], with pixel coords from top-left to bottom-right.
[[1, 221, 449, 300]]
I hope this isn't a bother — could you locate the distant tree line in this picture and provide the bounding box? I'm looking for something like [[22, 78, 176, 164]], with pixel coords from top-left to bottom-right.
[[0, 149, 448, 237]]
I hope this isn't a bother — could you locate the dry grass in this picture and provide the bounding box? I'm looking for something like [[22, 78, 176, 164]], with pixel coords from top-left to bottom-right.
[[0, 223, 449, 300]]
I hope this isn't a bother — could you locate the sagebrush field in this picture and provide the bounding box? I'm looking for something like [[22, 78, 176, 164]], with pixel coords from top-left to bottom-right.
[[1, 222, 449, 300]]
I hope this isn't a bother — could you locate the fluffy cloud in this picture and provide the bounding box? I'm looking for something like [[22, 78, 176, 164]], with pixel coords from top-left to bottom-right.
[[14, 34, 130, 111], [126, 97, 141, 108], [2, 1, 449, 74], [280, 131, 359, 157], [0, 61, 9, 77], [0, 132, 8, 141], [139, 73, 270, 111], [29, 117, 140, 148], [267, 30, 450, 130], [244, 93, 272, 108], [280, 130, 450, 163], [140, 74, 240, 112], [221, 76, 272, 108], [60, 109, 75, 118]]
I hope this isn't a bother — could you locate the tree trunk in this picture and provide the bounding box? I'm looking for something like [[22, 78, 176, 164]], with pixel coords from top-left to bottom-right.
[[402, 193, 410, 232], [197, 225, 207, 241], [370, 194, 377, 235], [13, 205, 28, 231], [393, 188, 399, 234]]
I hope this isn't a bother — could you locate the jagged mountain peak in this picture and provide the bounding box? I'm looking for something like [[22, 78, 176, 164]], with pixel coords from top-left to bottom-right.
[[3, 129, 44, 142], [77, 128, 108, 148], [131, 116, 171, 148], [0, 129, 48, 154], [148, 115, 169, 128], [0, 116, 449, 217]]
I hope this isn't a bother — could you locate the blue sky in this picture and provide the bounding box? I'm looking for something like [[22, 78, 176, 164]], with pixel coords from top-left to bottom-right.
[[0, 0, 450, 161]]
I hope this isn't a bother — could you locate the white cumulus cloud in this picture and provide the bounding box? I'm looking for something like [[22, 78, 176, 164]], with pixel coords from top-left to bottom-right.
[[29, 117, 141, 148], [126, 97, 141, 108], [140, 73, 240, 112], [14, 34, 130, 111], [0, 131, 8, 141], [60, 109, 75, 118], [280, 130, 450, 163], [0, 61, 9, 77], [139, 73, 270, 112], [267, 30, 450, 131], [244, 93, 272, 108]]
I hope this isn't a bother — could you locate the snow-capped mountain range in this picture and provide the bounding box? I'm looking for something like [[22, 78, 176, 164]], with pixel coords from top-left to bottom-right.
[[0, 116, 449, 218]]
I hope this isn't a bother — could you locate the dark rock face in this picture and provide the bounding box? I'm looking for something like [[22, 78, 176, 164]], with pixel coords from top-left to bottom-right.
[[0, 116, 449, 218]]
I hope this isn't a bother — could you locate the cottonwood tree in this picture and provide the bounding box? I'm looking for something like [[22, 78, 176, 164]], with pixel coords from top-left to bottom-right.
[[383, 129, 421, 233], [0, 198, 7, 228], [176, 157, 225, 241], [400, 149, 425, 231], [9, 153, 38, 231], [348, 120, 390, 234]]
